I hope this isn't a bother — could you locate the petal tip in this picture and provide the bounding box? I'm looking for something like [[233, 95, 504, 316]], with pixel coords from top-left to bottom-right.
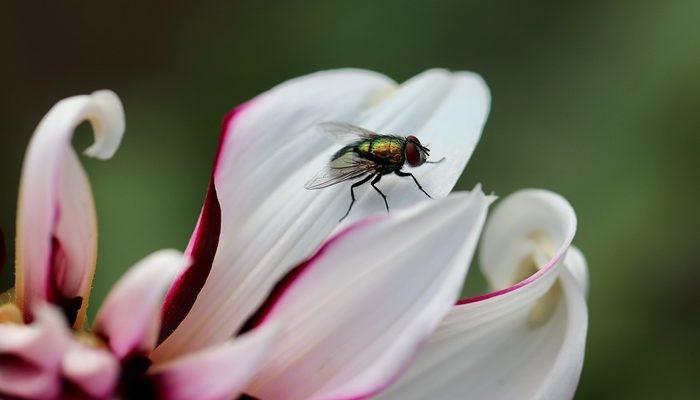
[[83, 90, 125, 160]]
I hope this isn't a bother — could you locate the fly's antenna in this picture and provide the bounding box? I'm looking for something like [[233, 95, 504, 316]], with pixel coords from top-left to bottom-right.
[[426, 157, 446, 164]]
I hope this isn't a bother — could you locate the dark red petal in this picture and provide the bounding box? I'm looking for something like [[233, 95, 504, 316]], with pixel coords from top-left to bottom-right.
[[118, 354, 154, 399], [158, 178, 221, 344], [237, 220, 377, 336], [46, 236, 82, 326], [157, 106, 247, 343]]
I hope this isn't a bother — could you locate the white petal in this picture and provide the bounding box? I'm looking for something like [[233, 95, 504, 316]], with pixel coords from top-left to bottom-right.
[[155, 69, 490, 360], [148, 324, 277, 400], [15, 90, 125, 328], [349, 70, 490, 215], [93, 250, 188, 359], [244, 188, 492, 400], [563, 245, 589, 296], [0, 305, 71, 399], [478, 189, 577, 292], [376, 190, 587, 400], [531, 269, 588, 400], [376, 268, 587, 400], [62, 343, 119, 399]]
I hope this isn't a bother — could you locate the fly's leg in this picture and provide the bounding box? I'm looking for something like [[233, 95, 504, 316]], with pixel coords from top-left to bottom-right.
[[340, 174, 374, 222], [395, 170, 432, 198], [370, 174, 389, 212]]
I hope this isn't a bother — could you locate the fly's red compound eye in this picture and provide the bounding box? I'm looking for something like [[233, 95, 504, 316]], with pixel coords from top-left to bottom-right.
[[405, 140, 421, 166]]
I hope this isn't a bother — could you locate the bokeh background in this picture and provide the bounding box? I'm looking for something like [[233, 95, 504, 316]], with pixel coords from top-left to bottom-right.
[[1, 1, 698, 398]]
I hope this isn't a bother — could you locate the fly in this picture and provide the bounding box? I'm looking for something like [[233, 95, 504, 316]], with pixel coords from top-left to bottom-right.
[[305, 122, 445, 221]]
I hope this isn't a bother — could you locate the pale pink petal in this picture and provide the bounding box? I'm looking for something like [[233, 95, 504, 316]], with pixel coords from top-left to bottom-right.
[[15, 90, 124, 328], [61, 342, 119, 399], [94, 250, 188, 359], [376, 190, 588, 400], [156, 69, 490, 361], [243, 188, 492, 400], [149, 324, 277, 400], [0, 305, 71, 399]]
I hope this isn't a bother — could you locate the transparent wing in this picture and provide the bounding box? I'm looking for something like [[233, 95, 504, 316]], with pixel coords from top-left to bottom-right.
[[305, 151, 376, 190], [318, 121, 379, 143]]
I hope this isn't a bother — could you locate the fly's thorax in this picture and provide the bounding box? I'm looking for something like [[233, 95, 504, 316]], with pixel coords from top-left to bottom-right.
[[365, 137, 405, 166]]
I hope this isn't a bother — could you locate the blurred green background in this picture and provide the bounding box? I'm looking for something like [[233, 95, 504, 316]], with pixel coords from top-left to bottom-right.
[[1, 1, 698, 398]]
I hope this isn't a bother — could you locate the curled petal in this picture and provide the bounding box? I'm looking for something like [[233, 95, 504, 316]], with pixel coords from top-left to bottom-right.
[[62, 343, 119, 399], [476, 189, 577, 296], [563, 245, 588, 296], [531, 269, 588, 400], [94, 250, 188, 359], [376, 190, 588, 400], [244, 188, 492, 400], [149, 324, 277, 400], [15, 90, 125, 328], [156, 69, 490, 360], [0, 305, 71, 399]]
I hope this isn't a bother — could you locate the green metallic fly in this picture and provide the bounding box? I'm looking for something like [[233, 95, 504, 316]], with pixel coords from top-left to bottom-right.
[[305, 122, 445, 221]]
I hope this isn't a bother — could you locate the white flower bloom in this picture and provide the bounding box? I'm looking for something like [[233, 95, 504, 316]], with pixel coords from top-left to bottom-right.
[[0, 68, 588, 400]]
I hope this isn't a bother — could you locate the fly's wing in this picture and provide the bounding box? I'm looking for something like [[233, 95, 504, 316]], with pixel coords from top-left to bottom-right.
[[318, 121, 379, 143], [305, 150, 375, 190]]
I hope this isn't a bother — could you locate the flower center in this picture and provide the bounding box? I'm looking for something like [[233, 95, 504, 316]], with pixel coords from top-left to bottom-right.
[[73, 329, 108, 349], [0, 289, 21, 324]]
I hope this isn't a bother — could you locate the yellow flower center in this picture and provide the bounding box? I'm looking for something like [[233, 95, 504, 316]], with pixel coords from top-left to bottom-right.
[[0, 289, 22, 324]]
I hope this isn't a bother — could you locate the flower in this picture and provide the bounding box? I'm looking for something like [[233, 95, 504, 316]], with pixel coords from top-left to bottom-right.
[[0, 92, 277, 400], [153, 69, 589, 399], [1, 68, 589, 400]]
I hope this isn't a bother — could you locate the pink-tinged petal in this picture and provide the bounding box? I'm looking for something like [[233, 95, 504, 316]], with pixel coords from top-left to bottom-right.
[[61, 342, 119, 399], [376, 269, 587, 400], [243, 188, 492, 400], [15, 90, 125, 328], [467, 189, 578, 302], [155, 69, 490, 361], [154, 69, 394, 358], [94, 250, 188, 359], [149, 324, 277, 400], [376, 190, 588, 400], [0, 305, 71, 399]]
